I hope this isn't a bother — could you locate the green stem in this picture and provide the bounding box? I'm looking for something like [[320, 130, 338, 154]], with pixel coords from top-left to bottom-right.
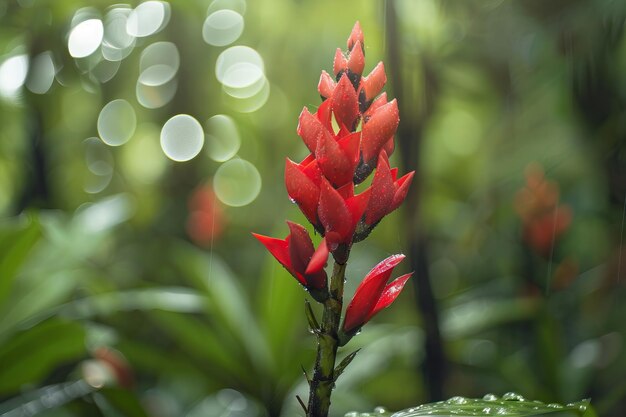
[[307, 254, 348, 417]]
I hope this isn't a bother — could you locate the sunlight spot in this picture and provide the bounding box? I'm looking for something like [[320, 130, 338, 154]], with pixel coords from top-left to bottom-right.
[[97, 99, 137, 146], [202, 9, 244, 47], [136, 78, 177, 109], [215, 46, 263, 88], [205, 115, 240, 162], [160, 114, 204, 162], [0, 54, 29, 99], [139, 41, 179, 86], [213, 158, 261, 207], [68, 19, 104, 58], [126, 1, 170, 38], [102, 6, 135, 61], [223, 78, 270, 113], [207, 0, 247, 15], [26, 51, 55, 94], [91, 58, 121, 83]]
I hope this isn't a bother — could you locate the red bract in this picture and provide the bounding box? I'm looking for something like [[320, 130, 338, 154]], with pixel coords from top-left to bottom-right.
[[343, 254, 412, 333], [361, 99, 399, 166], [253, 222, 329, 296], [285, 155, 322, 228], [363, 151, 414, 226]]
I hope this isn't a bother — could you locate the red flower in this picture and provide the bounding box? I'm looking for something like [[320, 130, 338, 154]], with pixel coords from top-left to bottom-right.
[[187, 184, 226, 246], [253, 222, 329, 299], [343, 254, 412, 333], [514, 164, 572, 257]]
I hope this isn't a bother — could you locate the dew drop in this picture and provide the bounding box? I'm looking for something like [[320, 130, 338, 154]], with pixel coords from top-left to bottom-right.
[[502, 392, 525, 402]]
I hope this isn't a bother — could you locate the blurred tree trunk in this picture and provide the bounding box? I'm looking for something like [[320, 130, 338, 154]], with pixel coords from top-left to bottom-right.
[[384, 0, 446, 402]]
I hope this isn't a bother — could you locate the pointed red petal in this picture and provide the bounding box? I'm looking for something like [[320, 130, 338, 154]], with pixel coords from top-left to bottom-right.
[[347, 40, 365, 76], [333, 48, 347, 76], [316, 127, 352, 187], [365, 151, 395, 225], [364, 92, 388, 121], [331, 74, 359, 130], [318, 178, 353, 244], [390, 171, 415, 212], [299, 154, 322, 185], [252, 233, 305, 285], [361, 99, 399, 163], [339, 131, 361, 170], [318, 70, 336, 99], [316, 99, 333, 132], [344, 254, 406, 332], [285, 158, 320, 225], [286, 221, 315, 275], [363, 62, 387, 101], [365, 273, 413, 323], [345, 188, 370, 226], [252, 233, 291, 268], [347, 21, 364, 51], [336, 181, 354, 200], [297, 107, 325, 154], [390, 167, 399, 181], [306, 237, 329, 275], [383, 136, 395, 158]]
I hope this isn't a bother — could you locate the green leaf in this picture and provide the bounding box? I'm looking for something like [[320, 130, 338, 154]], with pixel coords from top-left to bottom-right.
[[0, 319, 86, 395], [345, 395, 591, 416], [442, 297, 540, 339], [0, 215, 41, 306], [334, 349, 360, 383], [97, 388, 149, 417]]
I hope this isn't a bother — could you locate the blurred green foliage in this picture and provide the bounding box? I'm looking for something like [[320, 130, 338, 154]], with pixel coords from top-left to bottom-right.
[[0, 0, 625, 416]]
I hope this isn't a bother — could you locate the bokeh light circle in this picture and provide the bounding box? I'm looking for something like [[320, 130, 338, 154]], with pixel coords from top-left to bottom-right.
[[202, 10, 244, 47], [26, 52, 55, 94], [215, 46, 263, 88], [205, 115, 240, 162], [160, 114, 204, 162], [213, 158, 261, 207], [68, 19, 104, 58], [139, 41, 179, 86], [97, 99, 137, 146], [136, 78, 177, 109], [126, 1, 170, 38], [0, 54, 29, 99]]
